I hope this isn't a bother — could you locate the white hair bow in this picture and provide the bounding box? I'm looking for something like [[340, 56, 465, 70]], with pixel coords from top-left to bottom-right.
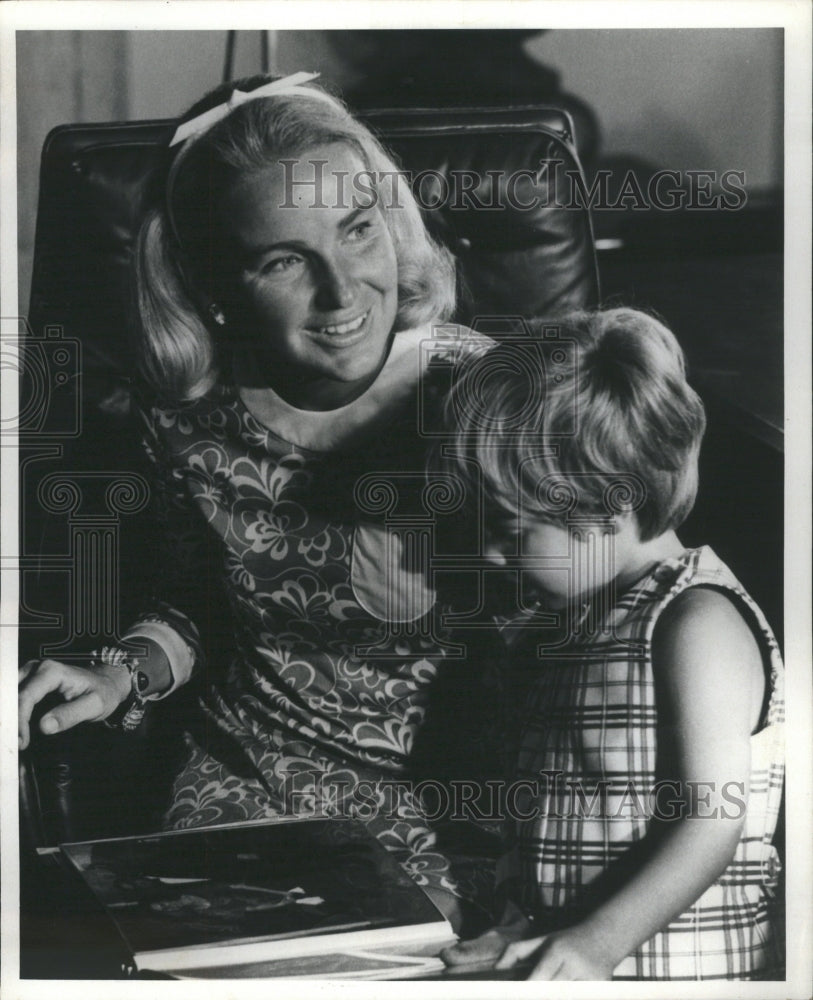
[[169, 71, 339, 147]]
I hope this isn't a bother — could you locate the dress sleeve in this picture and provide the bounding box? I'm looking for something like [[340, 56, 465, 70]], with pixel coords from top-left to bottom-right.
[[122, 397, 230, 698]]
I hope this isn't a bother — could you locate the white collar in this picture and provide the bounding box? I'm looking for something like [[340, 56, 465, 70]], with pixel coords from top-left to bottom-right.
[[236, 327, 432, 452]]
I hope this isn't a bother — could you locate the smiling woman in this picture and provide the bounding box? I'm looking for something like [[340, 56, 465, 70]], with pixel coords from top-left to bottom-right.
[[220, 145, 399, 409], [18, 73, 494, 932]]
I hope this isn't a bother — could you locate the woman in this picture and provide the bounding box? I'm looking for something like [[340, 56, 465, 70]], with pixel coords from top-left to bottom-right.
[[18, 73, 497, 928]]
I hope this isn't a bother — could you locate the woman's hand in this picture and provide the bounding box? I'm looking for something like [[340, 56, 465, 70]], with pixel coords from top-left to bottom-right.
[[495, 925, 616, 981], [18, 657, 132, 749]]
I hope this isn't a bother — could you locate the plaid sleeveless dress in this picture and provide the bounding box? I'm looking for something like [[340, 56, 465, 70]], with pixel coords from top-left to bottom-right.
[[508, 546, 784, 980]]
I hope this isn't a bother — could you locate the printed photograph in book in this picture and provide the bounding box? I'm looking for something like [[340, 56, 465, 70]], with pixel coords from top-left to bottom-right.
[[58, 818, 452, 974]]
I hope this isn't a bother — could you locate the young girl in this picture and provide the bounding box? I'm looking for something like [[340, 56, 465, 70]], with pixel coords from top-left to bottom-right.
[[438, 308, 784, 979]]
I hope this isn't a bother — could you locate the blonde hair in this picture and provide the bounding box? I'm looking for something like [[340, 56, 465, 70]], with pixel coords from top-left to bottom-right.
[[135, 75, 456, 402], [438, 308, 707, 542]]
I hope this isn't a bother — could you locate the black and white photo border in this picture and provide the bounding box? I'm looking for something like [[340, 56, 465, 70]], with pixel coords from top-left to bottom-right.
[[1, 2, 810, 998]]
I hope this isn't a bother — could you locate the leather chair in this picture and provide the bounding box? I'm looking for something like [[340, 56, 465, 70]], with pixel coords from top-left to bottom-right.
[[19, 106, 599, 848]]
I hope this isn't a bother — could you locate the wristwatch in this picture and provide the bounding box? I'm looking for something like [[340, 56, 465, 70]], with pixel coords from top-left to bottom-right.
[[95, 645, 149, 732]]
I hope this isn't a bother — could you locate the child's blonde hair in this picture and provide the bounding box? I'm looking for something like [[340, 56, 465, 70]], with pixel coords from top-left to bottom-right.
[[135, 75, 456, 402], [439, 308, 707, 541]]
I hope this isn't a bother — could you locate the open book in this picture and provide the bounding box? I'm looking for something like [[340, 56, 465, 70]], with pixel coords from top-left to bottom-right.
[[58, 816, 456, 978]]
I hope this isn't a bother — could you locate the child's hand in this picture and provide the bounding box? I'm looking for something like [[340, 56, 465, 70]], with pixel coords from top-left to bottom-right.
[[441, 924, 525, 970], [495, 924, 616, 981], [440, 910, 529, 968]]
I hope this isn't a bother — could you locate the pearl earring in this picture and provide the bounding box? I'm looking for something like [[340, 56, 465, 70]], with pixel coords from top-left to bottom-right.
[[209, 303, 226, 326]]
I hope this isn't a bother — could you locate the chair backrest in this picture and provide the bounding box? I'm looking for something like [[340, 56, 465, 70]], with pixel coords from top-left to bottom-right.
[[28, 106, 598, 416]]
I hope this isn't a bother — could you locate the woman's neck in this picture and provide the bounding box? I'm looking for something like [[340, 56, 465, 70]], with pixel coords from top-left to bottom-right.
[[232, 347, 391, 412]]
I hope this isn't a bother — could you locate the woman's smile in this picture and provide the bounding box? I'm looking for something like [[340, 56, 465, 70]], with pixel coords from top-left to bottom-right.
[[308, 309, 369, 341]]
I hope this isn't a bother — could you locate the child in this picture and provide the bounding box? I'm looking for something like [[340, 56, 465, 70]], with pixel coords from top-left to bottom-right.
[[438, 308, 784, 979]]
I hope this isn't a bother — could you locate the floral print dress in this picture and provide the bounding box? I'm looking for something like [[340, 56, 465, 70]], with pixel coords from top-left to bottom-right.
[[132, 327, 496, 921]]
